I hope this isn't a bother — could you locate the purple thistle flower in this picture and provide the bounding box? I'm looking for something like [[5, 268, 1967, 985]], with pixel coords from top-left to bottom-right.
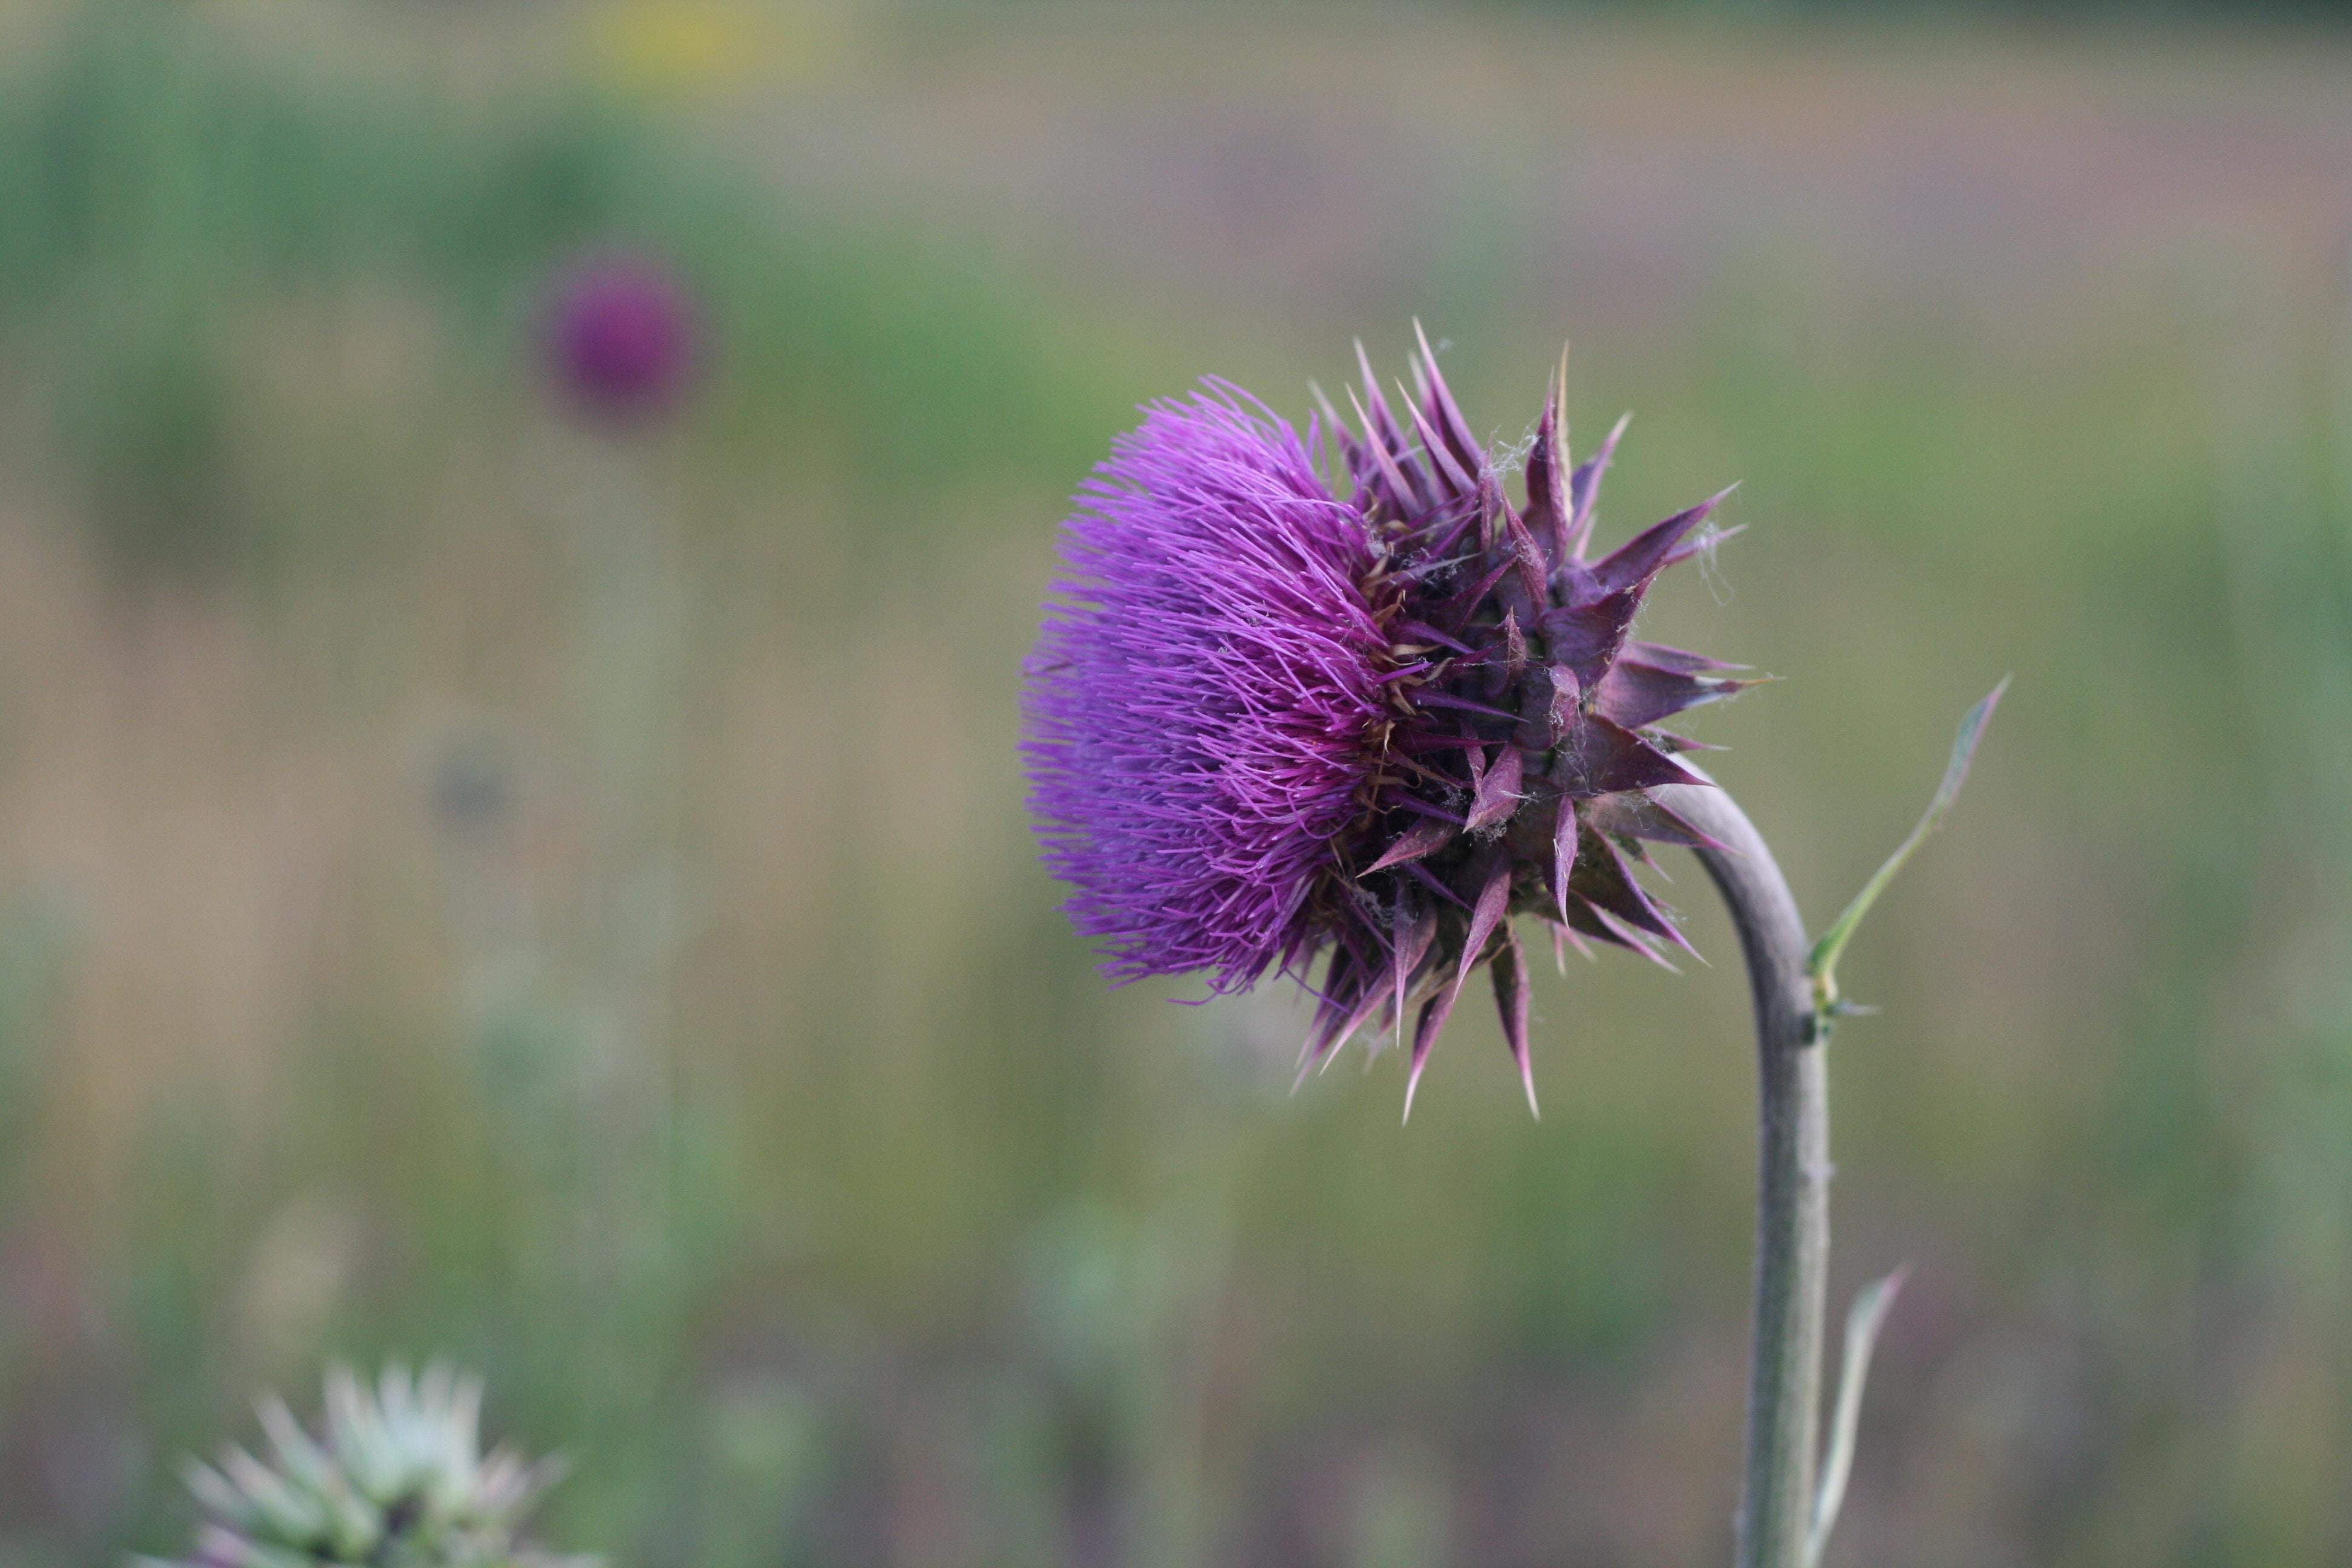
[[1025, 329, 1751, 1116], [1027, 385, 1391, 991], [543, 252, 699, 423]]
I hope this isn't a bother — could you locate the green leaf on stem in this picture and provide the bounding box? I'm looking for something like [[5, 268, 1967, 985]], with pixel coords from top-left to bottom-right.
[[1806, 1267, 1906, 1568], [1807, 678, 2008, 1014]]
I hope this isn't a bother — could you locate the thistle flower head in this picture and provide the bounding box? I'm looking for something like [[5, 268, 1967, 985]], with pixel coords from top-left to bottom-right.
[[144, 1364, 589, 1568], [1025, 329, 1751, 1114], [543, 252, 699, 423]]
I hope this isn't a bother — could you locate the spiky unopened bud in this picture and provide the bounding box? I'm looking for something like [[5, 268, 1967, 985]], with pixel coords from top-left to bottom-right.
[[139, 1364, 590, 1568]]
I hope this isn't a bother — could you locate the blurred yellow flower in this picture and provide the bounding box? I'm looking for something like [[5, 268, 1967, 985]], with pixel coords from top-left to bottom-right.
[[589, 1, 848, 100]]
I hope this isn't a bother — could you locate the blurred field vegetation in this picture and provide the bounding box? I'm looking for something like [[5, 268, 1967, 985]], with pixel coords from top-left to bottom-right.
[[1, 4, 2351, 1567]]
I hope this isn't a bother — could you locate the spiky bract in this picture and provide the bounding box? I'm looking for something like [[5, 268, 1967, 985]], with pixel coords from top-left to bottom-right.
[[144, 1364, 588, 1568], [1025, 331, 1749, 1113]]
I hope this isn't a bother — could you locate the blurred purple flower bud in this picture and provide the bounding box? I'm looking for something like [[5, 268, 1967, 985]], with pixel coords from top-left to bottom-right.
[[543, 252, 699, 423]]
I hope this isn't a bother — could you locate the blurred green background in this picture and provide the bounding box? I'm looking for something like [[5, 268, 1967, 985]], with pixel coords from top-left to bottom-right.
[[1, 3, 2350, 1565]]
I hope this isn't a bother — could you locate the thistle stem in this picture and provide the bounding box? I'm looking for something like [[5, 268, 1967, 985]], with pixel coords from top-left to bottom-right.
[[1655, 780, 1826, 1568]]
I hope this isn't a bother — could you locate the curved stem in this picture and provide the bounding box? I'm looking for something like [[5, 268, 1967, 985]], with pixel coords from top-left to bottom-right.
[[1653, 780, 1826, 1568]]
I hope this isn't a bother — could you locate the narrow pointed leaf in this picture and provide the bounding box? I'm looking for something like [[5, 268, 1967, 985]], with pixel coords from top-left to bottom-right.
[[1807, 679, 2008, 1008], [1808, 1269, 1907, 1568]]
